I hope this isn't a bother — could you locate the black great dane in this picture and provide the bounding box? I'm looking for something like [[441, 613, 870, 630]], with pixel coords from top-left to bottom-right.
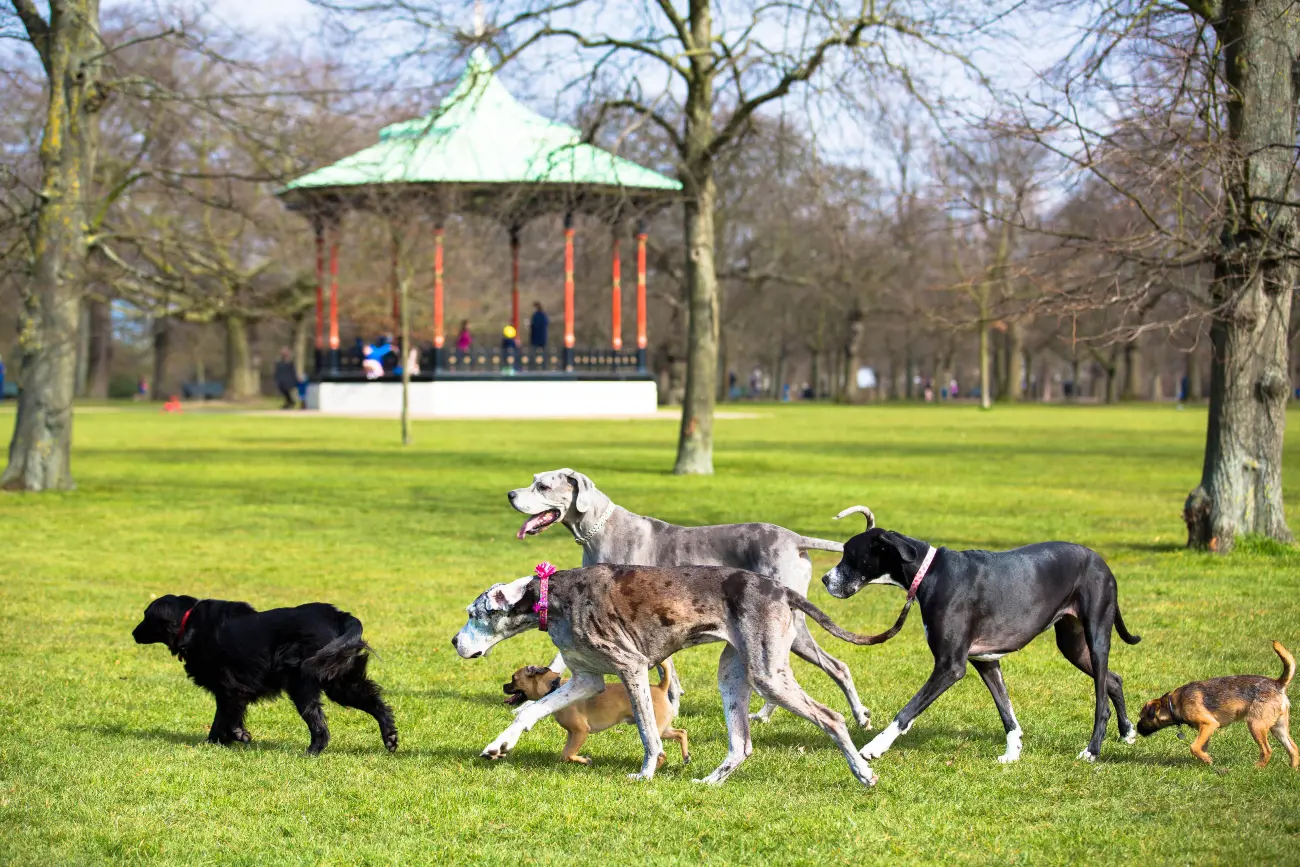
[[822, 506, 1142, 764]]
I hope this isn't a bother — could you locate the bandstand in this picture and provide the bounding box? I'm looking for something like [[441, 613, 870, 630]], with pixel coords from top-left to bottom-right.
[[276, 48, 681, 417]]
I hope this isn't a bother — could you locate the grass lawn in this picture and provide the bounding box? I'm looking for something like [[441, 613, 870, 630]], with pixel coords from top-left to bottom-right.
[[1, 402, 1298, 865]]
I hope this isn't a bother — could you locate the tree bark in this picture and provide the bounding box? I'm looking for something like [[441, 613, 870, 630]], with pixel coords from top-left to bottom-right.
[[85, 296, 111, 399], [152, 316, 171, 400], [291, 310, 310, 381], [674, 4, 718, 474], [2, 0, 103, 491], [841, 308, 864, 403], [1185, 0, 1297, 551], [1122, 340, 1142, 401], [224, 314, 259, 401], [978, 320, 992, 410], [999, 319, 1024, 403]]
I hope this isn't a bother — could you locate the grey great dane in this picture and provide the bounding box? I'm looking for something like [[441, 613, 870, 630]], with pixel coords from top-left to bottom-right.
[[507, 468, 871, 728]]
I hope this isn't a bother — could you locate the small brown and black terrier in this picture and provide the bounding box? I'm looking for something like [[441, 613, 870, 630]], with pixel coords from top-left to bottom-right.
[[1137, 640, 1296, 768], [133, 594, 398, 755]]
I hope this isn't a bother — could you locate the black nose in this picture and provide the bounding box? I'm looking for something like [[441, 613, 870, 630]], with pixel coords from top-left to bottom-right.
[[507, 490, 516, 502], [821, 574, 829, 586], [450, 637, 458, 649]]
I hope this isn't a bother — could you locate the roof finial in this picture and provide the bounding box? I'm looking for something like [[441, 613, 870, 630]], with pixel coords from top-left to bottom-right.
[[472, 0, 486, 38]]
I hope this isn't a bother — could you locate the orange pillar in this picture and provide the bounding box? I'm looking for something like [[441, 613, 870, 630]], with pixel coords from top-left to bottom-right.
[[313, 223, 325, 370], [433, 225, 445, 351], [635, 225, 647, 370], [510, 226, 521, 336], [611, 236, 622, 351], [328, 229, 340, 372], [563, 213, 575, 370]]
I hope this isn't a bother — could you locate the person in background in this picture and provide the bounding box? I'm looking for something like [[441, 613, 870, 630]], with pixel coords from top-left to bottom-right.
[[456, 320, 472, 352], [274, 347, 298, 409], [135, 376, 149, 401], [502, 325, 519, 374], [530, 302, 549, 349]]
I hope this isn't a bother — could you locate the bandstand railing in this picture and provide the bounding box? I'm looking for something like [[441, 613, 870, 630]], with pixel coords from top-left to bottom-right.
[[314, 346, 647, 380]]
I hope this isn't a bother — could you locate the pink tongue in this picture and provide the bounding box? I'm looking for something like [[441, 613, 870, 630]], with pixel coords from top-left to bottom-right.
[[517, 511, 556, 540]]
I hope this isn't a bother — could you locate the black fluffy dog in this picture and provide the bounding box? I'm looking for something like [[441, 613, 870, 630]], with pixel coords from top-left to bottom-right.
[[133, 595, 398, 755]]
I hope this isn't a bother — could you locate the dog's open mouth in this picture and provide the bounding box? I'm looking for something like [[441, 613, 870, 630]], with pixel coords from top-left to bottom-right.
[[517, 509, 561, 540], [503, 688, 528, 707]]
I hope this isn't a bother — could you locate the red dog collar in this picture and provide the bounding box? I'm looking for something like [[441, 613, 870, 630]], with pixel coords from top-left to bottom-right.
[[907, 546, 937, 601], [533, 563, 556, 631], [177, 607, 194, 641]]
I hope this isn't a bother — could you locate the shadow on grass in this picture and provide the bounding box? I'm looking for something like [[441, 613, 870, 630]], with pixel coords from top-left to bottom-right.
[[74, 722, 294, 751]]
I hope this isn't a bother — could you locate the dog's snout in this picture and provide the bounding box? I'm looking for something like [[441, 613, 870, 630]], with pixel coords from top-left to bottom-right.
[[450, 636, 459, 650], [821, 574, 830, 587], [507, 490, 516, 502]]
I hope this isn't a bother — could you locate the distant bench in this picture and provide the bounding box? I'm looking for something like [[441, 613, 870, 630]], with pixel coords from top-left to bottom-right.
[[181, 381, 225, 400]]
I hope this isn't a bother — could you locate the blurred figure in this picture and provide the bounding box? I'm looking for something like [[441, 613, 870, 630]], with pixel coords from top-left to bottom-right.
[[456, 320, 472, 352], [530, 303, 549, 349], [274, 347, 298, 409]]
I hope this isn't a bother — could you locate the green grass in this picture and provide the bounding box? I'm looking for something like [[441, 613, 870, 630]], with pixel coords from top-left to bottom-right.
[[2, 403, 1299, 865]]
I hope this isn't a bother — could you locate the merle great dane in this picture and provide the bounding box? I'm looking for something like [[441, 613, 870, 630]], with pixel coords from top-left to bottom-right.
[[822, 508, 1142, 764], [452, 564, 886, 786], [508, 468, 871, 728]]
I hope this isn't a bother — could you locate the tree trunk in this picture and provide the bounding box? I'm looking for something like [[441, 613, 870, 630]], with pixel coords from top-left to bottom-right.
[[224, 314, 259, 401], [716, 331, 729, 403], [2, 1, 103, 491], [85, 296, 111, 399], [1122, 340, 1142, 401], [152, 316, 171, 400], [978, 320, 992, 410], [291, 310, 310, 381], [1185, 0, 1297, 551], [841, 308, 864, 404], [75, 300, 90, 397], [674, 4, 718, 475], [999, 319, 1024, 403]]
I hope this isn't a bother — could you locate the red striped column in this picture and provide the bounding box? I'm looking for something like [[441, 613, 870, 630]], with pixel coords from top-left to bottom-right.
[[611, 236, 623, 351], [433, 225, 445, 350]]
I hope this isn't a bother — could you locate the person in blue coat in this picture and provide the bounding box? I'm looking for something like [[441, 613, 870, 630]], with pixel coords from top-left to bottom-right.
[[530, 302, 549, 349]]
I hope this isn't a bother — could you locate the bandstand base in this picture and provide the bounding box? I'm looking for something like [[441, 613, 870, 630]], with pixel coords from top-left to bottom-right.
[[306, 377, 658, 418]]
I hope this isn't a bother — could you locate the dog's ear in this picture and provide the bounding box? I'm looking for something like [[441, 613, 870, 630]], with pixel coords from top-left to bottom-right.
[[561, 468, 596, 513], [524, 665, 550, 676], [487, 575, 534, 611], [880, 531, 918, 564], [546, 676, 562, 694]]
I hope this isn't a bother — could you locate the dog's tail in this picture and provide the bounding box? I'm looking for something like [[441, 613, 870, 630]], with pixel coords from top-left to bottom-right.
[[786, 589, 914, 646], [1273, 640, 1295, 690], [799, 536, 844, 554], [305, 614, 371, 682], [1113, 603, 1142, 645]]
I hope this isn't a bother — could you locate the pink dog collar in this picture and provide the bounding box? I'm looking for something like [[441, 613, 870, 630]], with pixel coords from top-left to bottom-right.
[[533, 562, 556, 631], [906, 546, 937, 601]]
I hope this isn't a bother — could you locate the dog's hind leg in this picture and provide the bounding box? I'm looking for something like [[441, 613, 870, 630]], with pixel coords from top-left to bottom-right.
[[662, 726, 690, 764], [620, 667, 666, 781], [788, 617, 871, 729], [1248, 717, 1274, 767], [288, 679, 330, 756], [325, 666, 398, 753], [694, 646, 753, 786], [1076, 617, 1113, 761], [1055, 616, 1134, 744], [750, 664, 877, 787], [1270, 711, 1298, 769], [971, 660, 1022, 763], [862, 655, 966, 761]]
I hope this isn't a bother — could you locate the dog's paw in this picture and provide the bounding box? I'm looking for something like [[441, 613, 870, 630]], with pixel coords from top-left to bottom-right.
[[855, 709, 873, 730], [748, 711, 773, 724], [997, 753, 1020, 764], [1076, 749, 1097, 762], [691, 775, 725, 786], [860, 744, 885, 761], [231, 727, 252, 744], [627, 771, 655, 782], [383, 730, 399, 753], [1120, 730, 1137, 745], [481, 736, 516, 760]]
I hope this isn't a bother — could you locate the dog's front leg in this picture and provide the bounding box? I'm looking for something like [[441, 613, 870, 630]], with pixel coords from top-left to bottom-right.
[[862, 657, 966, 760], [482, 673, 604, 760], [619, 667, 665, 781]]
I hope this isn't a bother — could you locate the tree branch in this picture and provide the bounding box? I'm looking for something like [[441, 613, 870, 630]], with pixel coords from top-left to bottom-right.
[[10, 0, 51, 75]]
